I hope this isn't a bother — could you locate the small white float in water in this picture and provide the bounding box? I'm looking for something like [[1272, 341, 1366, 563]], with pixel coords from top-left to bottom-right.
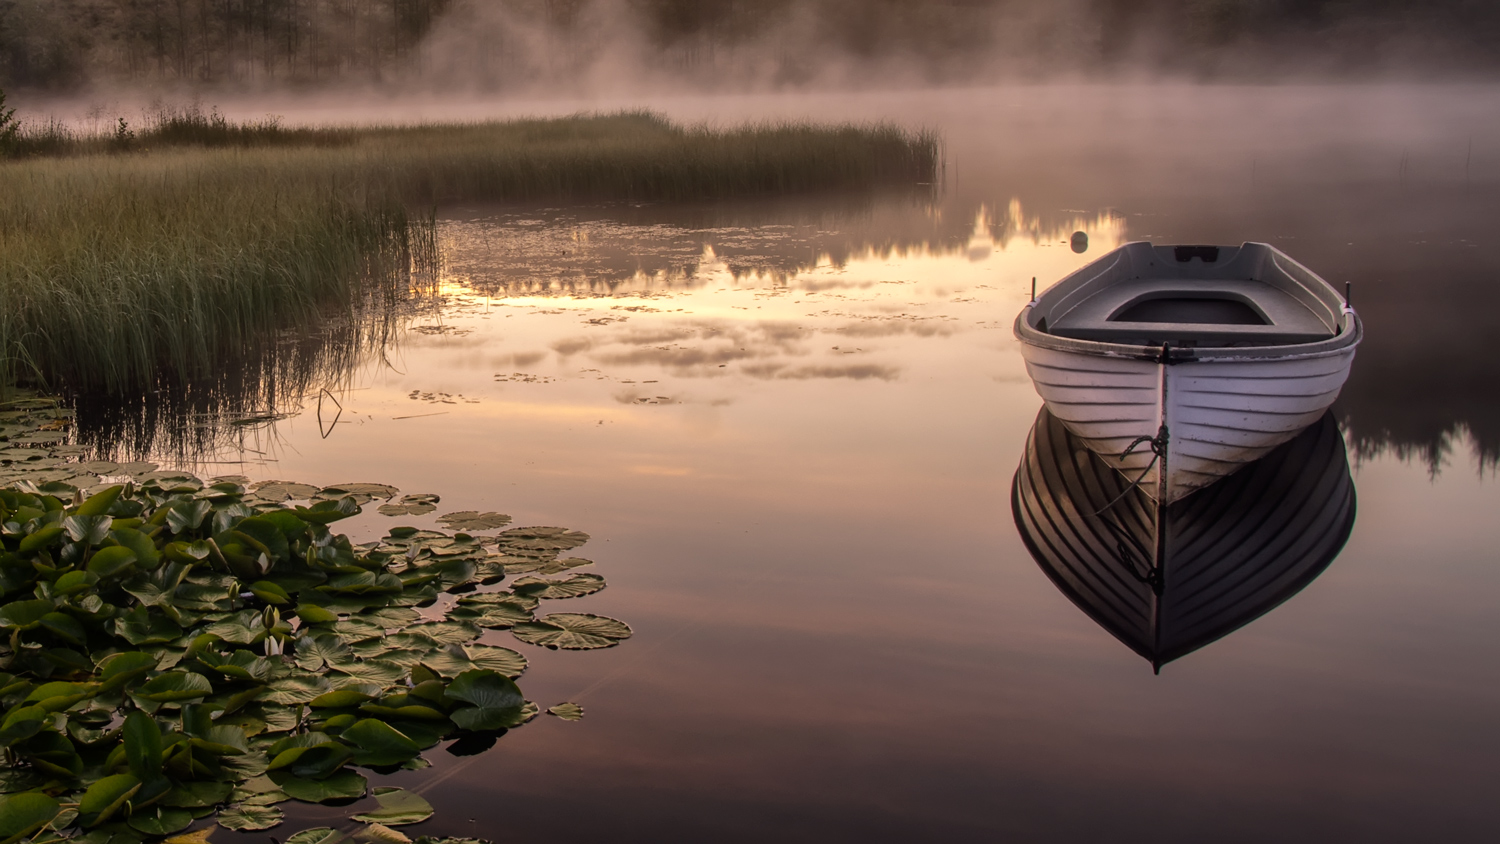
[[1014, 242, 1360, 503]]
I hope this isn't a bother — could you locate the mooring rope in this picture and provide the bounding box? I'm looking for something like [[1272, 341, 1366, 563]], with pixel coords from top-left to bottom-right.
[[1093, 424, 1170, 516]]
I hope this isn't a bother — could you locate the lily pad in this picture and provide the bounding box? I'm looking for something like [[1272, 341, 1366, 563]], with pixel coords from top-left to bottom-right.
[[116, 461, 160, 476], [355, 823, 412, 843], [443, 670, 534, 730], [295, 634, 356, 672], [511, 573, 606, 600], [0, 791, 60, 842], [287, 830, 350, 844], [404, 620, 481, 645], [252, 481, 321, 502], [342, 720, 422, 767], [127, 806, 195, 835], [263, 674, 333, 705], [421, 644, 527, 679], [218, 803, 284, 831], [274, 770, 368, 803], [448, 601, 533, 629], [500, 557, 593, 576], [316, 484, 399, 505], [547, 702, 585, 721], [161, 781, 234, 808], [331, 618, 388, 642], [512, 613, 632, 650], [287, 830, 349, 844], [496, 526, 589, 551], [137, 671, 214, 702], [331, 659, 406, 686], [378, 495, 440, 517], [78, 773, 141, 826], [436, 511, 512, 532], [350, 788, 433, 826], [75, 460, 121, 474]]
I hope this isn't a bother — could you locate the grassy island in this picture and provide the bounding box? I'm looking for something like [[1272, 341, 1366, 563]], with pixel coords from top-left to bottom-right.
[[0, 110, 939, 397]]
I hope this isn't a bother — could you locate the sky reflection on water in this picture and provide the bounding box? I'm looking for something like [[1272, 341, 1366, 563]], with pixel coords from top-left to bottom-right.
[[80, 86, 1500, 842]]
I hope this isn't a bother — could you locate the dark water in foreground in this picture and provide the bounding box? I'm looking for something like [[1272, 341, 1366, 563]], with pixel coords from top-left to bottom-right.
[[79, 87, 1500, 841]]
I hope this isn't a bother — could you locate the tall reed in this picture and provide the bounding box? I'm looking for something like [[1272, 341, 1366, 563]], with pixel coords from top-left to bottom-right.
[[0, 111, 939, 397]]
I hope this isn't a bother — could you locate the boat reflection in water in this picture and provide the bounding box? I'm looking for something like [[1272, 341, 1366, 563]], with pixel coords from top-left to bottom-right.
[[1012, 407, 1356, 672]]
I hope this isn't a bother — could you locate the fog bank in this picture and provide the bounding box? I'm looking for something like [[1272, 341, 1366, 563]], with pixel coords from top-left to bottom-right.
[[3, 0, 1499, 97]]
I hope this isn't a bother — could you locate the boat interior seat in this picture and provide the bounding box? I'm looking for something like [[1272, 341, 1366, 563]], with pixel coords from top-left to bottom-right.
[[1045, 277, 1337, 347]]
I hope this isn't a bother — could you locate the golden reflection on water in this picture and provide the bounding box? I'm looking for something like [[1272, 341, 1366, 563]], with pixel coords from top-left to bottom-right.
[[159, 199, 1125, 513]]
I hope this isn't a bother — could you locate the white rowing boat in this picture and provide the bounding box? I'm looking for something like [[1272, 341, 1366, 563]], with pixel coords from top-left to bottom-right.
[[1014, 242, 1360, 503]]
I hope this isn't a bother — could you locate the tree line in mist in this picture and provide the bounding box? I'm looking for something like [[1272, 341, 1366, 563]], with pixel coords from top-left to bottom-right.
[[2, 0, 1497, 91]]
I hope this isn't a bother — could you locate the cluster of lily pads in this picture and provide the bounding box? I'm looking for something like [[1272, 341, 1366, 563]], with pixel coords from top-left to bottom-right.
[[0, 395, 630, 843]]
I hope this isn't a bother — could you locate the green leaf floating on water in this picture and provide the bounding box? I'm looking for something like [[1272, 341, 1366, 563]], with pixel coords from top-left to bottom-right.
[[115, 605, 183, 645], [405, 620, 481, 645], [267, 733, 356, 779], [496, 526, 589, 552], [511, 572, 606, 600], [356, 823, 413, 843], [274, 769, 369, 803], [333, 659, 407, 686], [443, 669, 535, 730], [126, 806, 195, 835], [264, 673, 334, 704], [351, 788, 434, 826], [64, 514, 113, 544], [450, 593, 536, 628], [421, 644, 528, 679], [342, 720, 422, 766], [378, 494, 440, 517], [287, 829, 350, 844], [501, 556, 593, 577], [0, 599, 55, 630], [161, 781, 234, 808], [0, 791, 60, 844], [123, 710, 163, 780], [253, 481, 322, 502], [316, 483, 399, 505], [296, 633, 356, 672], [218, 803, 284, 831], [436, 511, 512, 532], [0, 770, 45, 796], [78, 773, 141, 827], [136, 670, 214, 702], [512, 613, 633, 650]]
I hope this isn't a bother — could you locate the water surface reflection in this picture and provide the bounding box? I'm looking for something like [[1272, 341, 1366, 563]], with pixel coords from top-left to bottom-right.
[[1014, 408, 1356, 671]]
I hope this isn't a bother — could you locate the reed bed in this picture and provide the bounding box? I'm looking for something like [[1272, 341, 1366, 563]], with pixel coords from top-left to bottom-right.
[[0, 111, 939, 396]]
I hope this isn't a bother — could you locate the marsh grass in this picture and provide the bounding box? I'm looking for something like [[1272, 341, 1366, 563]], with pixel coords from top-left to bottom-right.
[[0, 111, 939, 397], [5, 103, 357, 157]]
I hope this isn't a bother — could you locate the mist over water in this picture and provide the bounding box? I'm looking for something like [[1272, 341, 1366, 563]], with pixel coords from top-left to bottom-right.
[[5, 0, 1500, 99]]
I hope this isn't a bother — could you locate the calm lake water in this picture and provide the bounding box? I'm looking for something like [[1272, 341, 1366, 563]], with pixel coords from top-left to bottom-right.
[[98, 86, 1500, 841]]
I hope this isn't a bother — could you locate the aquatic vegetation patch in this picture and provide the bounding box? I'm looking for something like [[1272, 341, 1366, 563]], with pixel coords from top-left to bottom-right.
[[0, 397, 629, 842], [0, 111, 938, 398]]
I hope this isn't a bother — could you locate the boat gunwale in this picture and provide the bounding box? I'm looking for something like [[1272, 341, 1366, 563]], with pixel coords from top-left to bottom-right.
[[1014, 241, 1362, 363]]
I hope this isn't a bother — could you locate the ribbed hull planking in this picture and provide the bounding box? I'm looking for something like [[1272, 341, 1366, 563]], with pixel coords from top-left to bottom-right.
[[1019, 342, 1357, 502]]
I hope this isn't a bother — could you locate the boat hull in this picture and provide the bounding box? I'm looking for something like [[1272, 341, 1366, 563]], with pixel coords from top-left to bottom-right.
[[1020, 342, 1356, 502], [1015, 241, 1361, 502]]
